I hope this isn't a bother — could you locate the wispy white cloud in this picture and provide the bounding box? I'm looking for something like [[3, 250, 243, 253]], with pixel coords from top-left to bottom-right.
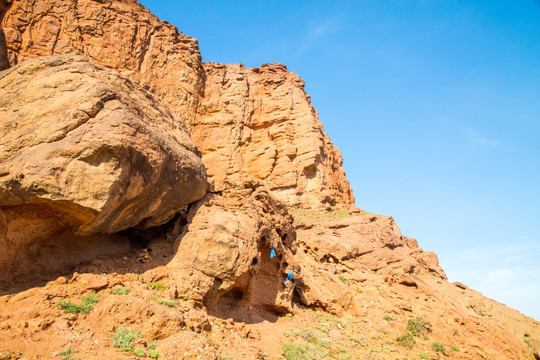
[[464, 127, 499, 147], [295, 17, 347, 57]]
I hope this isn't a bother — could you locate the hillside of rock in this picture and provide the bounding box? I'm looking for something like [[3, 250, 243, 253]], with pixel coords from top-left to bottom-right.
[[1, 1, 539, 360]]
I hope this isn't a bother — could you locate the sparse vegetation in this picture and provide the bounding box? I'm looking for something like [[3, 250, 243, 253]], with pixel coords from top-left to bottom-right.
[[149, 350, 160, 359], [383, 314, 393, 321], [386, 340, 394, 345], [397, 332, 416, 349], [111, 286, 131, 295], [315, 323, 330, 334], [148, 341, 157, 350], [337, 275, 351, 286], [451, 345, 460, 352], [336, 319, 347, 329], [152, 297, 177, 307], [432, 342, 449, 356], [149, 281, 166, 291], [57, 291, 100, 314], [525, 338, 530, 344], [133, 348, 146, 357], [112, 326, 141, 351], [291, 328, 301, 336], [408, 317, 432, 336], [418, 350, 431, 360], [58, 347, 79, 360], [281, 343, 327, 360]]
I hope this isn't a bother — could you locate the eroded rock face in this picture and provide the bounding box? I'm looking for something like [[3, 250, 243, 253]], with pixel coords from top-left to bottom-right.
[[2, 0, 204, 123], [194, 63, 355, 210], [164, 183, 300, 320], [292, 210, 447, 313], [0, 0, 12, 70], [0, 54, 207, 281]]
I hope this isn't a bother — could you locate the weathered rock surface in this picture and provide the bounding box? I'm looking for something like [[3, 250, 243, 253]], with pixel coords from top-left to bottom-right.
[[194, 63, 355, 210], [2, 0, 356, 211], [0, 0, 12, 70], [163, 183, 301, 320], [291, 210, 446, 314], [2, 0, 204, 124], [0, 54, 206, 282]]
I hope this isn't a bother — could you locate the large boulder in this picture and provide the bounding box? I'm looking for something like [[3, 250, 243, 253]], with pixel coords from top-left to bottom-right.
[[160, 182, 300, 321], [0, 54, 207, 282]]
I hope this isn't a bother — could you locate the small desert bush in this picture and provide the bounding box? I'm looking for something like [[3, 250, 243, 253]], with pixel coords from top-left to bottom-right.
[[281, 343, 327, 360], [418, 350, 431, 360], [149, 350, 160, 359], [112, 326, 141, 351], [133, 348, 146, 357], [152, 297, 177, 308], [149, 281, 166, 291], [397, 332, 416, 349], [315, 323, 330, 334], [337, 275, 351, 286], [432, 342, 449, 355], [111, 286, 131, 295], [383, 314, 392, 321], [408, 317, 432, 336], [58, 291, 99, 314], [451, 345, 460, 352]]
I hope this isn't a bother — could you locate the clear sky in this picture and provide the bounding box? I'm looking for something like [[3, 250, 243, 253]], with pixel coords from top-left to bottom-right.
[[139, 0, 540, 321]]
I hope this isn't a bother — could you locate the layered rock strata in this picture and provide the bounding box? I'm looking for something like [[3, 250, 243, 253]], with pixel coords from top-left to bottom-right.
[[2, 0, 204, 123], [2, 0, 356, 210], [194, 62, 355, 209], [0, 54, 207, 282]]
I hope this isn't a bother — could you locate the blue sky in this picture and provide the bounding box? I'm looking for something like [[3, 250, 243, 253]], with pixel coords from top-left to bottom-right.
[[139, 0, 540, 321]]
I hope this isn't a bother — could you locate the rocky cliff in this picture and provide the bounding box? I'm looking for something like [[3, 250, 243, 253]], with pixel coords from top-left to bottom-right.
[[1, 1, 539, 360], [2, 0, 355, 210]]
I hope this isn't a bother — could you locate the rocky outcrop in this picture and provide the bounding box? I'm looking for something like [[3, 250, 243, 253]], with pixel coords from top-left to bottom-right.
[[0, 0, 12, 70], [194, 62, 355, 209], [0, 54, 207, 282], [292, 210, 446, 313], [2, 0, 356, 211], [163, 183, 300, 320], [2, 0, 204, 124]]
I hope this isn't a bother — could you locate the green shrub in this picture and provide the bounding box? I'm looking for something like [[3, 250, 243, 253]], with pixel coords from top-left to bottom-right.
[[418, 350, 431, 360], [386, 340, 394, 345], [57, 291, 100, 314], [281, 343, 327, 360], [112, 326, 141, 351], [315, 323, 330, 334], [111, 286, 131, 295], [152, 297, 177, 307], [397, 332, 416, 349], [59, 347, 72, 356], [408, 317, 432, 336], [148, 340, 157, 350], [338, 275, 351, 286], [451, 345, 460, 352], [383, 314, 392, 321], [133, 348, 146, 357], [149, 281, 166, 291], [525, 338, 530, 344], [149, 350, 160, 359], [432, 342, 449, 355]]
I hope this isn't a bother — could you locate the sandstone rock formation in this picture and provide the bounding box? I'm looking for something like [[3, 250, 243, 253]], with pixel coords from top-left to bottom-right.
[[193, 62, 355, 209], [0, 0, 12, 70], [2, 0, 204, 124], [165, 183, 300, 320], [1, 1, 539, 359], [2, 0, 355, 211], [0, 54, 206, 282]]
